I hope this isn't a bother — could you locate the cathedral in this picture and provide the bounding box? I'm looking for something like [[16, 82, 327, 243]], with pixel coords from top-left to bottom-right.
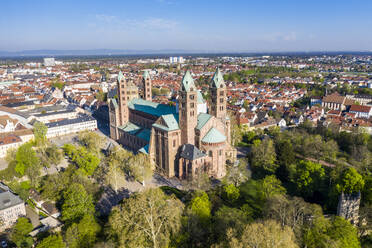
[[108, 68, 236, 179]]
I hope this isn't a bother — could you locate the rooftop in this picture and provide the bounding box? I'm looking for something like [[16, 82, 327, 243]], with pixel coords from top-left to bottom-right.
[[202, 127, 226, 144]]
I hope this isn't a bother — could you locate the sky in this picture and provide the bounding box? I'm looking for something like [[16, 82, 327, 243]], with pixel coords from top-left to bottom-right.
[[1, 0, 372, 52]]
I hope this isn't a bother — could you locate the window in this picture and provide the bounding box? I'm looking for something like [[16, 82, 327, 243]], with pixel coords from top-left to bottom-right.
[[190, 103, 194, 108], [190, 94, 194, 100], [220, 98, 224, 103], [209, 151, 212, 157], [220, 91, 224, 96], [173, 140, 176, 147], [219, 150, 222, 156]]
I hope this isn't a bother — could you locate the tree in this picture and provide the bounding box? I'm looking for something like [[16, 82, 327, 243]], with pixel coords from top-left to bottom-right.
[[259, 175, 286, 199], [219, 220, 298, 248], [109, 188, 183, 248], [293, 160, 325, 197], [78, 131, 104, 154], [33, 121, 48, 147], [265, 195, 322, 239], [224, 158, 250, 186], [106, 147, 131, 192], [224, 184, 240, 203], [213, 205, 250, 241], [190, 191, 212, 225], [61, 183, 95, 223], [336, 167, 365, 194], [45, 144, 62, 165], [11, 217, 33, 248], [15, 143, 40, 176], [36, 234, 65, 248], [303, 216, 361, 248], [250, 138, 277, 175], [126, 153, 153, 185], [65, 215, 101, 248]]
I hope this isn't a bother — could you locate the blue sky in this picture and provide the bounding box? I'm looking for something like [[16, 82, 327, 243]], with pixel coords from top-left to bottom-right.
[[1, 0, 372, 51]]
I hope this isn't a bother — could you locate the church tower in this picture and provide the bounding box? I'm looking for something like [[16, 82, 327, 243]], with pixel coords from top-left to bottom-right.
[[117, 71, 129, 125], [179, 71, 198, 145], [143, 70, 152, 101], [210, 68, 232, 144], [210, 67, 227, 120]]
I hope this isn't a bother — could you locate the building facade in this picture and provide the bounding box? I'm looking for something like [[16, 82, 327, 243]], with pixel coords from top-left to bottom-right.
[[109, 69, 236, 179], [0, 183, 26, 231]]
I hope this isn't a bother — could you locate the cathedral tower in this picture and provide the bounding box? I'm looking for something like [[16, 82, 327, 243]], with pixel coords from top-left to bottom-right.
[[210, 67, 227, 120], [179, 71, 198, 145], [117, 71, 129, 125], [143, 70, 152, 101]]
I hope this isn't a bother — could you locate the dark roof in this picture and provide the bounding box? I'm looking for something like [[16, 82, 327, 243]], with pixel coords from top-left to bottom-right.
[[180, 144, 206, 160], [46, 114, 95, 128]]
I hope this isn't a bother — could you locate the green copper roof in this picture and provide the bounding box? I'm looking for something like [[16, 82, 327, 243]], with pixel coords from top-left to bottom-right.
[[153, 114, 179, 131], [211, 68, 225, 88], [119, 122, 141, 135], [128, 98, 177, 117], [202, 127, 226, 144], [181, 70, 196, 92], [197, 90, 205, 104], [136, 128, 151, 142], [162, 114, 179, 131], [196, 113, 212, 130], [143, 70, 150, 79], [111, 98, 118, 109], [139, 144, 149, 154], [118, 71, 124, 82]]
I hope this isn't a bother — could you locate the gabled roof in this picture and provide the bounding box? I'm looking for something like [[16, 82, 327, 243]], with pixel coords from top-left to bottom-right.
[[162, 114, 179, 131], [136, 128, 151, 142], [181, 70, 196, 92], [211, 67, 225, 88], [152, 114, 179, 131], [119, 122, 141, 135], [202, 127, 226, 144], [118, 71, 124, 82], [180, 144, 206, 160], [196, 113, 212, 130]]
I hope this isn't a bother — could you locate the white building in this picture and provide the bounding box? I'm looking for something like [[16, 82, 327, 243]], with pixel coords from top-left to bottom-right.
[[169, 56, 185, 64], [46, 115, 97, 138], [43, 58, 56, 67], [0, 183, 26, 231]]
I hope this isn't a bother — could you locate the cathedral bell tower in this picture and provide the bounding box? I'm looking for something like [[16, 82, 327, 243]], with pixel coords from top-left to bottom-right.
[[143, 70, 152, 101], [117, 71, 129, 126], [179, 71, 198, 145], [210, 67, 227, 120]]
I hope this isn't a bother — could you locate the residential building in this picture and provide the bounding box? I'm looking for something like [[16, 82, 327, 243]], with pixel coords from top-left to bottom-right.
[[0, 183, 26, 231]]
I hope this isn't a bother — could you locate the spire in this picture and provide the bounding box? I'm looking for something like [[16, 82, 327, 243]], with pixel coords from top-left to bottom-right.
[[143, 70, 150, 80], [118, 71, 124, 82], [211, 67, 225, 88], [181, 70, 196, 92]]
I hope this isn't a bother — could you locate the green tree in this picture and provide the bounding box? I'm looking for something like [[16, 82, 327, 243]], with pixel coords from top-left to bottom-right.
[[336, 167, 365, 194], [218, 219, 298, 248], [10, 217, 33, 248], [224, 158, 250, 186], [293, 160, 325, 197], [126, 153, 153, 185], [15, 143, 40, 176], [190, 191, 212, 225], [304, 216, 360, 248], [106, 146, 131, 192], [36, 234, 65, 248], [33, 121, 48, 147], [224, 184, 240, 203], [109, 188, 183, 248], [45, 144, 62, 165], [65, 215, 101, 248], [250, 138, 277, 175], [78, 131, 104, 154], [61, 183, 95, 223], [259, 175, 286, 199]]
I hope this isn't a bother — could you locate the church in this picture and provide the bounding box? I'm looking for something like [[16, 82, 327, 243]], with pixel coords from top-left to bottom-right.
[[108, 68, 236, 179]]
